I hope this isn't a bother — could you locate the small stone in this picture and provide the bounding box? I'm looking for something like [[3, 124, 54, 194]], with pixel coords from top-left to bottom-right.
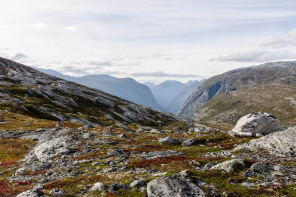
[[190, 160, 201, 167], [210, 159, 245, 172], [182, 138, 198, 146], [203, 163, 215, 170], [107, 183, 129, 193], [32, 185, 43, 192], [242, 171, 255, 177], [91, 182, 106, 191], [119, 134, 127, 138], [158, 136, 178, 144], [129, 179, 146, 188], [250, 162, 268, 173], [108, 149, 126, 156], [50, 188, 64, 196], [241, 182, 254, 188]]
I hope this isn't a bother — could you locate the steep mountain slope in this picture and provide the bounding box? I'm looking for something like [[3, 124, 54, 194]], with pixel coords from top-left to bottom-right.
[[145, 80, 188, 111], [37, 68, 162, 110], [167, 80, 205, 114], [178, 61, 296, 126], [0, 57, 180, 127]]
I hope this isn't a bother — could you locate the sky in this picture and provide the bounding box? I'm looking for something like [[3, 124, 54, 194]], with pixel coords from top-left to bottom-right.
[[1, 0, 296, 83]]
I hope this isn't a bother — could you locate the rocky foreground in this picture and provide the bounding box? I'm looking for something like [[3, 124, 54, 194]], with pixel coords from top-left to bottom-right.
[[1, 112, 296, 197]]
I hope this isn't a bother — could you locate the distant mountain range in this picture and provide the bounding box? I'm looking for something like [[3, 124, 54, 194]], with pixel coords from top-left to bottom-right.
[[178, 61, 296, 126], [36, 68, 162, 111], [145, 80, 205, 114]]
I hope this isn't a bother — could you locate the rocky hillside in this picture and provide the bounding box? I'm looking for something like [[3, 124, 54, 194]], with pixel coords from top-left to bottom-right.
[[37, 69, 162, 111], [178, 61, 296, 126], [0, 57, 180, 127]]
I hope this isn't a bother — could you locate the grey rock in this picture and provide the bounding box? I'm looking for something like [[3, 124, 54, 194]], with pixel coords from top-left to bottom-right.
[[129, 179, 146, 188], [250, 162, 268, 173], [230, 112, 283, 137], [119, 134, 127, 138], [91, 182, 106, 191], [147, 170, 205, 197], [203, 163, 215, 170], [271, 171, 284, 178], [142, 150, 184, 160], [107, 183, 129, 193], [108, 149, 126, 156], [158, 136, 179, 144], [210, 159, 245, 172], [16, 190, 46, 197], [50, 188, 64, 195], [242, 171, 255, 177], [29, 136, 69, 162], [235, 126, 296, 157], [241, 182, 254, 188], [82, 133, 94, 139], [182, 138, 198, 146]]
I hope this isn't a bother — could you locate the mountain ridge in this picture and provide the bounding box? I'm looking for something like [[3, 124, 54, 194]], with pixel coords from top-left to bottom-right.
[[177, 61, 296, 126], [0, 57, 181, 127], [36, 68, 162, 111]]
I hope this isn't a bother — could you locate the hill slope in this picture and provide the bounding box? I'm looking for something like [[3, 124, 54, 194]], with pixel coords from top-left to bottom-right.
[[37, 68, 162, 110], [178, 61, 296, 126], [0, 57, 180, 127]]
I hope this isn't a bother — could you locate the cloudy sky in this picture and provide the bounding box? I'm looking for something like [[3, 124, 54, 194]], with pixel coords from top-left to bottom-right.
[[1, 0, 296, 83]]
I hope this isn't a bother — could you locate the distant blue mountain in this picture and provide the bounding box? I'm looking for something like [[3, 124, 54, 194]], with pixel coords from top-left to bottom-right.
[[36, 68, 162, 110]]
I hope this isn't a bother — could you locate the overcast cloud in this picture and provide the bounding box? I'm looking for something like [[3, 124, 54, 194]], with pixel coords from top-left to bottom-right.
[[1, 0, 296, 82]]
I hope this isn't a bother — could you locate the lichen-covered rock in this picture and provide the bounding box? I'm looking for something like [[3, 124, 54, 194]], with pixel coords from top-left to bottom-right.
[[16, 190, 46, 197], [182, 138, 198, 146], [91, 182, 106, 191], [230, 112, 283, 137], [210, 159, 245, 172], [158, 136, 179, 144], [147, 170, 205, 197], [235, 126, 296, 157], [26, 136, 69, 163], [250, 162, 268, 173]]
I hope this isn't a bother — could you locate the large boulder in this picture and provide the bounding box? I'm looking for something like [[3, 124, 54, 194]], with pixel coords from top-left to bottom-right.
[[25, 136, 69, 163], [229, 112, 283, 137], [147, 170, 205, 197], [234, 126, 296, 157], [16, 190, 45, 197], [210, 159, 245, 172]]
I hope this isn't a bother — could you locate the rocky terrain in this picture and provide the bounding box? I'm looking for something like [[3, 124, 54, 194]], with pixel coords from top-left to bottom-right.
[[37, 69, 162, 111], [178, 61, 296, 127], [2, 57, 296, 196]]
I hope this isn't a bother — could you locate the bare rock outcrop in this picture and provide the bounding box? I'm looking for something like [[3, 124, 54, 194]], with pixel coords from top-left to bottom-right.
[[229, 112, 283, 137], [234, 126, 296, 157], [147, 170, 205, 197]]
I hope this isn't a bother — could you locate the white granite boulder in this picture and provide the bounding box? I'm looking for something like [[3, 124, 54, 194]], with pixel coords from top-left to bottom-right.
[[229, 112, 283, 137]]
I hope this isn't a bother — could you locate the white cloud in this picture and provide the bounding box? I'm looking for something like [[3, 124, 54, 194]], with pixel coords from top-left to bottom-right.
[[64, 26, 78, 32], [260, 29, 296, 49], [32, 22, 47, 29]]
